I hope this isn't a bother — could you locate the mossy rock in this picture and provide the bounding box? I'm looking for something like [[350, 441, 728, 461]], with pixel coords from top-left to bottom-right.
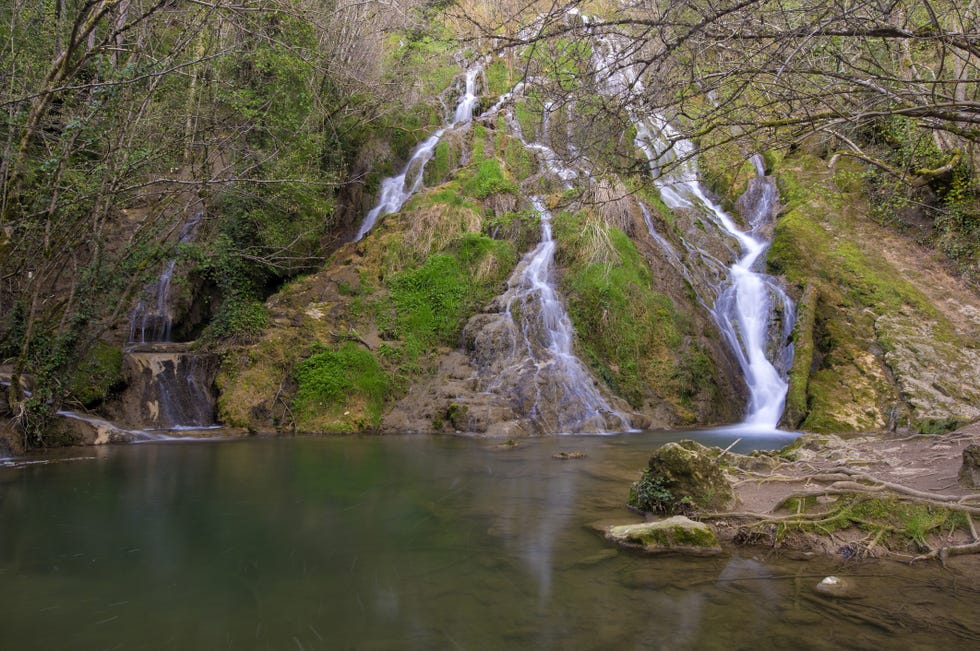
[[70, 342, 124, 407], [629, 440, 736, 513], [606, 516, 722, 556]]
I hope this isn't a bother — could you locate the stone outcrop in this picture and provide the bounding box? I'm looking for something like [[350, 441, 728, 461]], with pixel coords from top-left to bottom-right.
[[110, 344, 217, 429]]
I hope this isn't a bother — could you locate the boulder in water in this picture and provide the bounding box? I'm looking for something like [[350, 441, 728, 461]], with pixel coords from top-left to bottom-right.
[[606, 516, 722, 556], [628, 440, 736, 513]]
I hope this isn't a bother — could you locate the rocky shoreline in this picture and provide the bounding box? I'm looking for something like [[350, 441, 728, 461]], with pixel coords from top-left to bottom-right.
[[605, 422, 980, 566]]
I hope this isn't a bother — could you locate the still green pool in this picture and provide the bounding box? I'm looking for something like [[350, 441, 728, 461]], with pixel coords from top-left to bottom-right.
[[1, 432, 976, 649]]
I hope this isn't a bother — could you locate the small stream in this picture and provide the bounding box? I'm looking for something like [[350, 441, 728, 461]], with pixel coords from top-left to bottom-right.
[[2, 433, 977, 649]]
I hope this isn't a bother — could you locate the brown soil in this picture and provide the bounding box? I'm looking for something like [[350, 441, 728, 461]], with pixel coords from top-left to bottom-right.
[[708, 422, 980, 563]]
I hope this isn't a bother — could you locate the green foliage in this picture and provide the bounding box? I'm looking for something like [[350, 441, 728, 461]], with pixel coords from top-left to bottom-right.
[[785, 495, 967, 551], [502, 137, 537, 181], [484, 60, 511, 96], [915, 417, 962, 435], [514, 99, 542, 141], [293, 343, 389, 430], [672, 350, 717, 407], [628, 470, 693, 515], [206, 296, 270, 342], [557, 216, 685, 408], [378, 233, 515, 372], [387, 254, 469, 345], [462, 158, 518, 198]]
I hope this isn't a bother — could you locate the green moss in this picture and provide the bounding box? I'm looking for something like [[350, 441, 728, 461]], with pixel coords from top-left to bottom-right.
[[379, 233, 515, 371], [671, 525, 718, 547], [502, 137, 537, 181], [616, 521, 719, 548], [633, 527, 670, 547], [915, 417, 962, 435], [484, 59, 510, 96], [427, 140, 455, 185], [462, 158, 518, 198], [557, 216, 689, 410], [471, 124, 487, 160], [798, 496, 969, 550], [70, 341, 124, 407], [766, 152, 966, 431], [292, 343, 389, 431], [514, 99, 541, 141], [783, 283, 817, 428]]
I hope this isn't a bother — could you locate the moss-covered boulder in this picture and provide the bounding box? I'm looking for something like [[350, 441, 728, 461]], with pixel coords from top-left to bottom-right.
[[629, 440, 736, 513], [606, 516, 723, 556], [70, 342, 124, 407]]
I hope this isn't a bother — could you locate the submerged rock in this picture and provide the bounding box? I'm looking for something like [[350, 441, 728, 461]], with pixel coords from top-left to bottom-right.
[[813, 575, 857, 599], [606, 516, 722, 556], [628, 440, 736, 513]]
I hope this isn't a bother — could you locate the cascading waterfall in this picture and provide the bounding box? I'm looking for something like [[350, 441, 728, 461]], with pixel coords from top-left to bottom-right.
[[590, 23, 794, 430], [638, 123, 794, 430], [124, 211, 218, 431], [355, 65, 482, 242], [129, 211, 203, 344], [463, 93, 631, 433], [465, 197, 632, 434]]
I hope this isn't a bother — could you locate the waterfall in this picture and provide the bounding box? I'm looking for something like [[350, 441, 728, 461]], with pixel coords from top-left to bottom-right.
[[465, 198, 632, 434], [128, 211, 203, 344], [637, 122, 794, 429], [462, 88, 631, 433], [589, 23, 794, 430], [123, 349, 217, 430], [124, 211, 218, 431], [355, 65, 482, 242]]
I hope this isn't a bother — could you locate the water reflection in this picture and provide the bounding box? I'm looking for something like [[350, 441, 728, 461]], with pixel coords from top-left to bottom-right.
[[1, 433, 977, 649]]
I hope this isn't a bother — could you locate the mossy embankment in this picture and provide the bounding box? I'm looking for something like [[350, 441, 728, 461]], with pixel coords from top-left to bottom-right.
[[554, 211, 729, 424], [767, 150, 980, 433], [213, 62, 748, 434]]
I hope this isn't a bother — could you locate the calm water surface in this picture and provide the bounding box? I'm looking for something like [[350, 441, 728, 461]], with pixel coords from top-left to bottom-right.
[[1, 431, 977, 649]]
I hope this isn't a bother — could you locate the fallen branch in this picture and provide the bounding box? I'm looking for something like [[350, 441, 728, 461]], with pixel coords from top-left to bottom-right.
[[715, 438, 742, 464], [912, 540, 980, 564]]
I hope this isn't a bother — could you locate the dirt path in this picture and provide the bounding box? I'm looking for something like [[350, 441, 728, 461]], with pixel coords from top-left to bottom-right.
[[851, 215, 980, 339]]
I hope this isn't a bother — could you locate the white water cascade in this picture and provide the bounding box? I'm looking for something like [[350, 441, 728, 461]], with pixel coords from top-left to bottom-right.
[[641, 125, 794, 430], [125, 211, 219, 431], [462, 89, 631, 433], [589, 26, 794, 430], [355, 65, 482, 241], [129, 211, 203, 344], [467, 197, 632, 434]]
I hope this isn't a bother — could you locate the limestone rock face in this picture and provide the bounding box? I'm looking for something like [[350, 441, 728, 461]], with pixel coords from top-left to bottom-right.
[[605, 516, 722, 556], [959, 444, 980, 489], [629, 440, 736, 513]]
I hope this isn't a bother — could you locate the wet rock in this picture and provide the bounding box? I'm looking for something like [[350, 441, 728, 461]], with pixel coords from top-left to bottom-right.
[[112, 345, 217, 429], [606, 516, 722, 556], [48, 413, 137, 446], [813, 575, 857, 599], [629, 440, 736, 513], [959, 444, 980, 489]]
